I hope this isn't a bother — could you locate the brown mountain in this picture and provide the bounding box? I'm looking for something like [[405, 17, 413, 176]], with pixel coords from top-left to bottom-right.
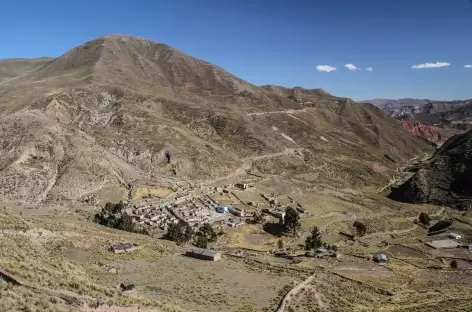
[[363, 98, 469, 118], [389, 130, 472, 210], [0, 57, 52, 83], [0, 35, 433, 207], [419, 102, 472, 131]]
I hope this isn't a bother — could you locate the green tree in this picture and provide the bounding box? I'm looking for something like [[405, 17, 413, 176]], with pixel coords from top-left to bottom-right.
[[353, 221, 367, 239], [116, 214, 135, 232], [103, 201, 125, 214], [284, 207, 301, 237], [450, 260, 458, 270], [166, 221, 194, 244], [198, 223, 217, 242], [419, 212, 431, 226], [305, 226, 322, 250], [183, 222, 194, 243]]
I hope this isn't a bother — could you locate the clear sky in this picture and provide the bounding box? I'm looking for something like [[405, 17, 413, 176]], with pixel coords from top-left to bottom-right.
[[1, 0, 471, 100]]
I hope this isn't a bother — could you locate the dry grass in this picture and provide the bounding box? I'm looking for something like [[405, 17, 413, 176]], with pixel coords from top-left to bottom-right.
[[0, 213, 185, 311], [131, 185, 174, 200]]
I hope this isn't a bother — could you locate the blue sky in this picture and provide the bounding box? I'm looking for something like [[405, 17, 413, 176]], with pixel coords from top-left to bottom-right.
[[1, 0, 471, 100]]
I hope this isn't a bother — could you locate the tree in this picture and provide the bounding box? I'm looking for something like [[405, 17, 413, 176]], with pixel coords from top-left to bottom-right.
[[103, 201, 125, 214], [182, 222, 194, 243], [305, 226, 322, 250], [194, 235, 208, 249], [450, 260, 458, 270], [116, 214, 135, 232], [353, 221, 367, 239], [94, 201, 144, 234], [284, 207, 301, 237], [165, 221, 194, 244], [197, 223, 217, 242], [277, 239, 284, 250], [419, 212, 431, 226]]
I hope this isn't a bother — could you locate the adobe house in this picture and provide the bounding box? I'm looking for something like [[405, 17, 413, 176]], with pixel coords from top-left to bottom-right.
[[185, 248, 222, 261], [235, 183, 248, 190], [109, 242, 139, 254]]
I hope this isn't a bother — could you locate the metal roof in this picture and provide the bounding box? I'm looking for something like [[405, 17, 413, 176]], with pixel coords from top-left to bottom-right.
[[187, 248, 220, 257], [112, 243, 135, 250], [375, 253, 388, 260]]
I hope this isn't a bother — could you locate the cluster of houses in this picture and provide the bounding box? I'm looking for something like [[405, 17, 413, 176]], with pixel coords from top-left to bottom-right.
[[127, 184, 256, 233], [171, 201, 223, 227], [130, 204, 179, 233], [124, 182, 311, 238]]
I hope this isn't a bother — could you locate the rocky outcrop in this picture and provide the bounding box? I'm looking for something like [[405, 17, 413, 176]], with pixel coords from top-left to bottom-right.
[[389, 130, 472, 210], [402, 120, 456, 144]]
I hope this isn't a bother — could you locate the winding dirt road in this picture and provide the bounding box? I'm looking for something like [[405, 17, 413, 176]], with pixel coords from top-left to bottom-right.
[[275, 273, 322, 312]]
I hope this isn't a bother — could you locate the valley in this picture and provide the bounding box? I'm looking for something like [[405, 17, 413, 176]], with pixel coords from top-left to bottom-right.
[[0, 35, 472, 312]]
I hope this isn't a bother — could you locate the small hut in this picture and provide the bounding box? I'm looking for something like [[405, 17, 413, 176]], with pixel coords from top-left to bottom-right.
[[374, 253, 388, 264]]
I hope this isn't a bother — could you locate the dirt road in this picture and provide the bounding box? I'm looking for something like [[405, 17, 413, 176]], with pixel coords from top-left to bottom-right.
[[199, 148, 299, 186], [275, 273, 322, 312], [247, 108, 308, 116]]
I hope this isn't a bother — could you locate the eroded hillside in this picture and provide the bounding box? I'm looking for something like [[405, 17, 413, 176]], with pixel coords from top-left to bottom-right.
[[0, 35, 434, 207]]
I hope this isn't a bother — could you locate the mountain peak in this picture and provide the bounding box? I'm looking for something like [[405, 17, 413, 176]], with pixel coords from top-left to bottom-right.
[[25, 35, 257, 96]]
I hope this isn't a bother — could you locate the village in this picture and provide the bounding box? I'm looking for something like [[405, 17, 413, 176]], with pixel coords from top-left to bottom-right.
[[123, 181, 300, 237], [102, 179, 472, 268]]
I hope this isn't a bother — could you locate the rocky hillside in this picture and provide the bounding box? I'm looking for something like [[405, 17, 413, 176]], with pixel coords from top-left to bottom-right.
[[364, 98, 472, 142], [419, 103, 472, 131], [363, 98, 469, 118], [0, 35, 433, 207], [0, 57, 52, 83], [402, 120, 461, 144], [362, 98, 431, 117], [389, 130, 472, 210]]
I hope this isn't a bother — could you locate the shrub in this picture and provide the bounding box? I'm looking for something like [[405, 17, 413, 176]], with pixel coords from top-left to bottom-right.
[[353, 221, 367, 239], [277, 239, 284, 249], [194, 236, 208, 249]]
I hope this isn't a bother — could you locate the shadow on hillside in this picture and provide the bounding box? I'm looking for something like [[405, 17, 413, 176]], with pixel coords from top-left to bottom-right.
[[263, 222, 284, 236]]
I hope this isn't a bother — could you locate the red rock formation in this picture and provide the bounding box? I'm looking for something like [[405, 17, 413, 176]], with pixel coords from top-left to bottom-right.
[[402, 120, 457, 144]]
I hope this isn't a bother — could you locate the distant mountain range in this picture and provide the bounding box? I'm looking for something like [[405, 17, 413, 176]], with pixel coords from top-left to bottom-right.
[[361, 98, 472, 118]]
